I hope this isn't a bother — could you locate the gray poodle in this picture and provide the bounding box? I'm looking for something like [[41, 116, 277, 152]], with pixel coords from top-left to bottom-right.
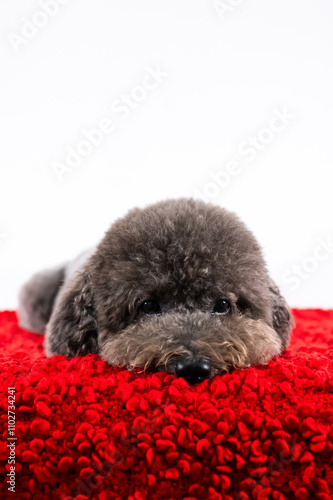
[[18, 198, 292, 385]]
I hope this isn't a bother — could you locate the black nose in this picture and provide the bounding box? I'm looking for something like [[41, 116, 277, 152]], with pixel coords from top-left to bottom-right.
[[174, 358, 211, 385]]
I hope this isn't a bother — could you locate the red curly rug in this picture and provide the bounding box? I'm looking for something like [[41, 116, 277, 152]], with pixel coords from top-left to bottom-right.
[[0, 309, 332, 500]]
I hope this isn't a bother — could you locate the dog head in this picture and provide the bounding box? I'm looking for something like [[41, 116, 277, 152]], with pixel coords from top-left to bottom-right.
[[46, 199, 292, 384]]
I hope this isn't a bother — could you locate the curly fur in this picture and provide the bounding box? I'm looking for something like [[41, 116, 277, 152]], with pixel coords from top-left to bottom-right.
[[98, 312, 282, 376], [18, 198, 293, 382]]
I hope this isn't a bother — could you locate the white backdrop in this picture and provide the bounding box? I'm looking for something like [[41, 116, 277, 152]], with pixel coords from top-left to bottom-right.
[[1, 0, 332, 310]]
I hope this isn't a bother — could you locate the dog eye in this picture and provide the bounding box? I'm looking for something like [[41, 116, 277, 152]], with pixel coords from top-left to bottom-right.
[[140, 300, 162, 315], [213, 299, 231, 315]]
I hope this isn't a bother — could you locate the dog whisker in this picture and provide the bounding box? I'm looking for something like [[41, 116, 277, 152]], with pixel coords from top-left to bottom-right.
[[195, 339, 249, 369], [157, 348, 192, 366]]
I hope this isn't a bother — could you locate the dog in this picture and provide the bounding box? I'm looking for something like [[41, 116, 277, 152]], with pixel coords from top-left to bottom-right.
[[18, 198, 292, 385]]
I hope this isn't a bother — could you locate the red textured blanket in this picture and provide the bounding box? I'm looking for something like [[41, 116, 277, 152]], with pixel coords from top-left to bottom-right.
[[0, 309, 332, 500]]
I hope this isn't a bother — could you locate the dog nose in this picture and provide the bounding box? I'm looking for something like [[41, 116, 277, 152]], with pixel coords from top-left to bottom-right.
[[175, 358, 211, 385]]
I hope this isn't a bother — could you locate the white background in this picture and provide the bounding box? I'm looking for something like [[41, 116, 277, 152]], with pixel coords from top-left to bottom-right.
[[0, 0, 332, 310]]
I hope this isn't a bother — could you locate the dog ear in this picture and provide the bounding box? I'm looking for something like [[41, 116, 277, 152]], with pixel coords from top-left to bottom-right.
[[269, 278, 293, 350], [45, 270, 98, 358]]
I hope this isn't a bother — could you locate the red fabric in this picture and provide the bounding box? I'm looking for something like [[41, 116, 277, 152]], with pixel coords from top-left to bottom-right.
[[0, 309, 333, 500]]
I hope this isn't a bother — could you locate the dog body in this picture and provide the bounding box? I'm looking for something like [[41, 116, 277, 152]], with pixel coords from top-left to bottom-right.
[[18, 199, 292, 384]]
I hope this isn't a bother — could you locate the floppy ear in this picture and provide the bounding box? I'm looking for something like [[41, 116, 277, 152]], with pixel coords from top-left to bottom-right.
[[268, 278, 293, 350], [44, 270, 98, 358]]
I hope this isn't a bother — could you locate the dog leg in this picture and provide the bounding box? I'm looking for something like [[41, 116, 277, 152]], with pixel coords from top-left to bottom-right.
[[18, 265, 66, 333], [18, 248, 95, 334]]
